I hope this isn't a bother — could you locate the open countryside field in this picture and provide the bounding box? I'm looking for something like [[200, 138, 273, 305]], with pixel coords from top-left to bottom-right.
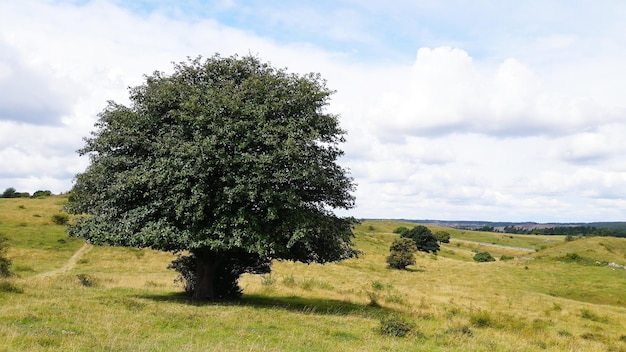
[[1, 197, 625, 351]]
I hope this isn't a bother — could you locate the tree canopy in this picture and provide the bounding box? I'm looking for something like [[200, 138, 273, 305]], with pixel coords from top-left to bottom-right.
[[401, 225, 440, 254], [66, 54, 357, 300], [386, 237, 417, 270]]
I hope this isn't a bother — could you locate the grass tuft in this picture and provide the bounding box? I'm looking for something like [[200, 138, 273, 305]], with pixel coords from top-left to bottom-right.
[[378, 315, 415, 337]]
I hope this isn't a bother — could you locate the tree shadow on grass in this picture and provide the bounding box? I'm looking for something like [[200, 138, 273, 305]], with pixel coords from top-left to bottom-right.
[[136, 291, 396, 318]]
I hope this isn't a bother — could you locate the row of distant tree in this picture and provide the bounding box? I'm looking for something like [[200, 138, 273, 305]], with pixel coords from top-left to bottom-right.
[[475, 225, 626, 238], [1, 187, 53, 199]]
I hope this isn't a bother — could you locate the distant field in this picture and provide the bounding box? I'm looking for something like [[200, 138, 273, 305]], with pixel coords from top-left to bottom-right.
[[1, 197, 625, 351]]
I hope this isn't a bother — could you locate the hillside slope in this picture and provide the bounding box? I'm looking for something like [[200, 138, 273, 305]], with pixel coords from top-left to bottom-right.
[[0, 201, 625, 351]]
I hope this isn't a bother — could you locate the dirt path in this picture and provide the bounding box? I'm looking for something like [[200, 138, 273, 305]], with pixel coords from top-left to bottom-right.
[[35, 243, 93, 278], [452, 239, 536, 252]]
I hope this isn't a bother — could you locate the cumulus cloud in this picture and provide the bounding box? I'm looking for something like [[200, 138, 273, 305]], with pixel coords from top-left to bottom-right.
[[369, 47, 621, 138], [0, 41, 76, 125]]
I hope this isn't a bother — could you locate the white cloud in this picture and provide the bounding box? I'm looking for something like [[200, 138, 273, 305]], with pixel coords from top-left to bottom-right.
[[0, 40, 77, 125], [368, 47, 623, 138], [2, 0, 626, 223]]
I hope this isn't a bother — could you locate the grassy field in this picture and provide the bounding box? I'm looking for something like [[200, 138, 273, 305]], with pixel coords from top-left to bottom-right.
[[1, 197, 625, 351]]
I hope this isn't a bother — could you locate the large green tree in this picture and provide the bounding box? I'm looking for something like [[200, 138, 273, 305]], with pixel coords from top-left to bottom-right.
[[401, 225, 440, 254], [66, 54, 358, 300]]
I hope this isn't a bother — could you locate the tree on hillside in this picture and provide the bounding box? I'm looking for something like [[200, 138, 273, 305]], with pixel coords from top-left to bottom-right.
[[1, 188, 29, 198], [433, 230, 451, 243], [1, 188, 17, 198], [401, 225, 440, 254], [66, 54, 358, 301], [473, 252, 495, 262], [32, 190, 53, 198], [392, 226, 409, 235], [386, 237, 417, 270]]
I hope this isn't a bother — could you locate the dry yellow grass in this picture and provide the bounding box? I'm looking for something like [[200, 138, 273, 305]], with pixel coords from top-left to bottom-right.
[[1, 198, 625, 351]]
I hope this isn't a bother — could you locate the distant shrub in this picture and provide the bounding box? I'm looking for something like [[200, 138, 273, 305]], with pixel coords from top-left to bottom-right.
[[1, 187, 17, 198], [473, 252, 495, 262], [0, 236, 12, 278], [1, 188, 29, 198], [500, 255, 514, 261], [378, 316, 415, 337], [392, 226, 409, 235], [386, 238, 417, 270], [557, 252, 597, 265], [51, 213, 70, 225], [32, 190, 52, 198], [433, 230, 451, 243], [401, 225, 440, 254], [565, 234, 577, 242], [367, 225, 375, 231]]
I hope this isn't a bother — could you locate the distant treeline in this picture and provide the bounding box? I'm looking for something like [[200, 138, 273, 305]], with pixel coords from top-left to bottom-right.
[[1, 188, 53, 199], [477, 225, 626, 238]]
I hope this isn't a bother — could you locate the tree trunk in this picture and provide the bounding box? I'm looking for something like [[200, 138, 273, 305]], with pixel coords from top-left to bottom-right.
[[192, 250, 221, 301]]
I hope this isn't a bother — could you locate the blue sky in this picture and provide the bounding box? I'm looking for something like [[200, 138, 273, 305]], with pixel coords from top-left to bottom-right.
[[1, 0, 626, 222]]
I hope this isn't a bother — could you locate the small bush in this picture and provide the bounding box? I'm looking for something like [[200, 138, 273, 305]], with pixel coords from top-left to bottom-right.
[[51, 213, 70, 225], [32, 190, 52, 198], [473, 252, 495, 262], [378, 316, 415, 337], [433, 230, 451, 243], [392, 226, 409, 235], [563, 253, 582, 261], [0, 236, 12, 277], [500, 255, 514, 261], [401, 225, 440, 254], [386, 238, 417, 269], [558, 253, 597, 266]]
